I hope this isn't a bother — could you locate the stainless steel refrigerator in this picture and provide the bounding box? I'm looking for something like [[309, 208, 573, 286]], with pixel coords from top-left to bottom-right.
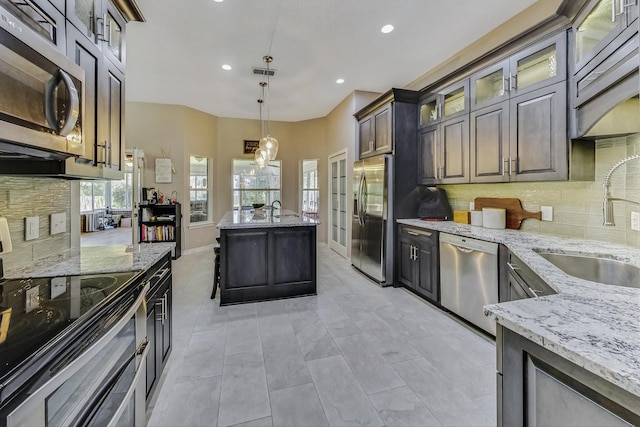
[[352, 154, 393, 285]]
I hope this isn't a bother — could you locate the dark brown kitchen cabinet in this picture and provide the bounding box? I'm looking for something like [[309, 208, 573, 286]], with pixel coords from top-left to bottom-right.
[[498, 326, 640, 427], [67, 23, 100, 167], [2, 0, 66, 51], [573, 0, 638, 74], [66, 23, 125, 178], [358, 104, 391, 158], [418, 115, 469, 185], [145, 254, 173, 404], [100, 59, 124, 171], [66, 0, 127, 72], [470, 32, 567, 111], [397, 225, 439, 303], [570, 0, 639, 138], [419, 80, 469, 128], [470, 80, 567, 183]]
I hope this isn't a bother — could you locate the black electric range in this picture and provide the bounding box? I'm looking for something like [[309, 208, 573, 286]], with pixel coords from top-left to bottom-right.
[[0, 270, 144, 405]]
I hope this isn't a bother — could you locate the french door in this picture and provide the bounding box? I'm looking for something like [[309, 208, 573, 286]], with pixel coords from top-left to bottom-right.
[[329, 151, 347, 257]]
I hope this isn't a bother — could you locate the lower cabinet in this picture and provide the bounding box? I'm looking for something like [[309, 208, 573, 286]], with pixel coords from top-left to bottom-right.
[[397, 225, 439, 302], [498, 326, 640, 426], [145, 254, 173, 404]]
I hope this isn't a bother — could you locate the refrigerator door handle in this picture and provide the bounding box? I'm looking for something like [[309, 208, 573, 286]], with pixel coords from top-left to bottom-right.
[[358, 173, 365, 226], [361, 174, 368, 225]]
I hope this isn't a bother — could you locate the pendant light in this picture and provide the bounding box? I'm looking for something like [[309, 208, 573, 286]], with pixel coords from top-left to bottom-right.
[[255, 96, 268, 169], [259, 55, 278, 160]]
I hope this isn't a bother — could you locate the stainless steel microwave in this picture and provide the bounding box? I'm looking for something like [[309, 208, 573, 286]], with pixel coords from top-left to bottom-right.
[[0, 3, 85, 159]]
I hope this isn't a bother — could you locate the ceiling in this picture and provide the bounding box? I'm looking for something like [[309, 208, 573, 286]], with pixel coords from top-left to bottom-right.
[[125, 0, 539, 122]]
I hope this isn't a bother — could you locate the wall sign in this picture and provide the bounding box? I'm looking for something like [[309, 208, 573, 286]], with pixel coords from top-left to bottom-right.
[[155, 158, 172, 183], [244, 140, 260, 154]]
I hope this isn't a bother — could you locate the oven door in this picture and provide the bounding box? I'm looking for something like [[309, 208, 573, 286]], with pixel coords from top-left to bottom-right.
[[2, 283, 149, 427], [0, 4, 84, 158]]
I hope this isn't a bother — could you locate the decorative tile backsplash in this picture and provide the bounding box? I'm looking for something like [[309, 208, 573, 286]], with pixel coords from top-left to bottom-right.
[[441, 134, 640, 248], [0, 177, 71, 272]]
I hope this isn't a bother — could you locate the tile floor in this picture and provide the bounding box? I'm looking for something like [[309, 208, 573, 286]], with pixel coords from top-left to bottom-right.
[[146, 244, 497, 427]]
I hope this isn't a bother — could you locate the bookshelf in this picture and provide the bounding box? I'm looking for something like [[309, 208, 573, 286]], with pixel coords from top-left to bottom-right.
[[139, 203, 181, 259]]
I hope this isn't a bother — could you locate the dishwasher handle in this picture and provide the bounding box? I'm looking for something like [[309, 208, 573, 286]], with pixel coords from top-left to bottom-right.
[[453, 245, 475, 254]]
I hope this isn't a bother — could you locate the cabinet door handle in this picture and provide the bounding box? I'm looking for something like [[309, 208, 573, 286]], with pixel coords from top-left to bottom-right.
[[408, 231, 419, 236], [502, 157, 508, 176], [507, 262, 519, 271], [510, 158, 517, 175], [502, 77, 509, 94], [528, 287, 543, 297], [510, 73, 517, 90], [155, 299, 164, 322]]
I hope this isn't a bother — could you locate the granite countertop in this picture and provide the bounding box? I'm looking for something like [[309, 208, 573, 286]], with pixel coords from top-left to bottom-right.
[[217, 209, 320, 229], [397, 219, 640, 398], [4, 243, 175, 279]]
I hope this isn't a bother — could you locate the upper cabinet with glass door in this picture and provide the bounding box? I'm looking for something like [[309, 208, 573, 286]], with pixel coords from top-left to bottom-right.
[[574, 0, 639, 73], [418, 80, 469, 128], [471, 32, 566, 110], [66, 0, 127, 71]]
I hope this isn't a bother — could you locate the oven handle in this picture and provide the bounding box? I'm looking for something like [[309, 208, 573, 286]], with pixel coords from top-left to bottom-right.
[[45, 69, 80, 137], [72, 340, 150, 427]]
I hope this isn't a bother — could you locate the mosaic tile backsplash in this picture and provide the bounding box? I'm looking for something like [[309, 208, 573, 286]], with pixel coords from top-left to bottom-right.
[[0, 177, 71, 272], [440, 134, 640, 248]]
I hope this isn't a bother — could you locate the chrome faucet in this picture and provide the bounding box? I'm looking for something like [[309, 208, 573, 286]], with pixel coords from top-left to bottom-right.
[[271, 200, 281, 210], [603, 154, 640, 226]]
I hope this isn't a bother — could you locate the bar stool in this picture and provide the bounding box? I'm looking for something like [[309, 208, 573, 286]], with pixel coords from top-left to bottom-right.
[[211, 238, 221, 299]]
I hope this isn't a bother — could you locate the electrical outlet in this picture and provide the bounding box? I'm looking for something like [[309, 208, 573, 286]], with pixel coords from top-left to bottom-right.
[[631, 212, 640, 231], [541, 206, 553, 222], [25, 216, 39, 241], [50, 212, 66, 235], [469, 201, 475, 211]]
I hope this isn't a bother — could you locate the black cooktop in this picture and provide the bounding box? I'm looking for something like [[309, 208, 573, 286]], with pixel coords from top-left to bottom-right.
[[0, 271, 140, 381]]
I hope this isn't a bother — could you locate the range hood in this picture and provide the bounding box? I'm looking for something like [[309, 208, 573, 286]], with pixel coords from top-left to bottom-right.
[[582, 95, 640, 138]]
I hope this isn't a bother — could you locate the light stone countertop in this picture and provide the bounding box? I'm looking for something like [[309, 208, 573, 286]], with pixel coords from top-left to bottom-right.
[[397, 219, 640, 398], [4, 243, 175, 279], [217, 209, 319, 229]]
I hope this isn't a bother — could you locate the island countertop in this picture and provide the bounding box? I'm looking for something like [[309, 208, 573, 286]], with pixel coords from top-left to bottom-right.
[[4, 243, 175, 279], [217, 209, 319, 229], [397, 219, 640, 399]]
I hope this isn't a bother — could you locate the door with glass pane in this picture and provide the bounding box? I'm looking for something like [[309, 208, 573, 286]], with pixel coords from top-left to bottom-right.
[[329, 152, 347, 257]]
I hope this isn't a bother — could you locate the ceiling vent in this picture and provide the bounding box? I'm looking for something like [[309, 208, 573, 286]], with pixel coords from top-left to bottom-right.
[[252, 67, 276, 76]]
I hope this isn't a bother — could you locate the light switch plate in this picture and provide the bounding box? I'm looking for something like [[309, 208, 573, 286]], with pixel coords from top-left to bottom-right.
[[50, 212, 66, 235], [25, 216, 39, 240], [469, 201, 475, 211], [541, 206, 553, 222], [631, 212, 640, 231]]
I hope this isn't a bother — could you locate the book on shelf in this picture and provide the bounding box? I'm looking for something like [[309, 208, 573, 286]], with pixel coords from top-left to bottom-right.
[[141, 224, 175, 242]]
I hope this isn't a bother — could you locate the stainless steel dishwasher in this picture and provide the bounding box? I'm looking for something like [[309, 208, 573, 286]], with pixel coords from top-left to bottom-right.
[[439, 233, 499, 335]]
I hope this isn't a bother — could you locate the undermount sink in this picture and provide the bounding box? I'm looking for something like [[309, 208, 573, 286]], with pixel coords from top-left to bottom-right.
[[274, 213, 298, 218], [535, 251, 640, 288]]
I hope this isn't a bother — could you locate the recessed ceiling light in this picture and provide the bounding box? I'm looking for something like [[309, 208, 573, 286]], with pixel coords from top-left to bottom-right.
[[336, 78, 345, 84], [381, 24, 394, 34], [213, 0, 224, 2], [222, 64, 232, 70]]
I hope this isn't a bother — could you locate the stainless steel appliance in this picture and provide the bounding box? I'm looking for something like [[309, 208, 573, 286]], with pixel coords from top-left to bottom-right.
[[0, 3, 85, 159], [440, 233, 499, 335], [0, 271, 149, 426], [352, 154, 393, 285]]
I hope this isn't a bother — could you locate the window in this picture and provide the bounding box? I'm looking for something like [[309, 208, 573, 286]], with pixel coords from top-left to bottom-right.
[[80, 181, 106, 212], [301, 160, 319, 218], [190, 155, 211, 223], [110, 173, 132, 209], [80, 175, 132, 213], [232, 159, 281, 208]]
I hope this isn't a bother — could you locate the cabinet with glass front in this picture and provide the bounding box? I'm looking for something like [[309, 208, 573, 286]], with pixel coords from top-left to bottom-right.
[[573, 0, 638, 73], [418, 80, 468, 128], [470, 32, 566, 110]]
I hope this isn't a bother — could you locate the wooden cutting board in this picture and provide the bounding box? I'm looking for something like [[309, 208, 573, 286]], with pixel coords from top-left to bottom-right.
[[474, 197, 541, 230]]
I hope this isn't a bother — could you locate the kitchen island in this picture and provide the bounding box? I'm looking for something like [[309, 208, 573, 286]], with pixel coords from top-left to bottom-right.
[[216, 209, 319, 305]]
